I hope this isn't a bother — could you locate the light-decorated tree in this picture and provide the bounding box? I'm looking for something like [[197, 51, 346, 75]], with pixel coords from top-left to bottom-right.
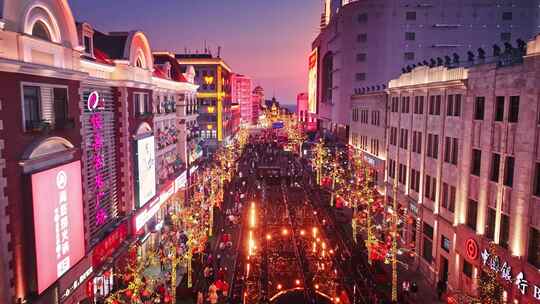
[[478, 243, 503, 304]]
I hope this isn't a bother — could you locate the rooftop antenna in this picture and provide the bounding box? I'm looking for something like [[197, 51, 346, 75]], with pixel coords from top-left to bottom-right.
[[204, 40, 208, 54], [217, 46, 221, 58]]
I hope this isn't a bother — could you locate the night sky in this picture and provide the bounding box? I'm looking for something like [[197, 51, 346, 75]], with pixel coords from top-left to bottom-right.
[[69, 0, 321, 105]]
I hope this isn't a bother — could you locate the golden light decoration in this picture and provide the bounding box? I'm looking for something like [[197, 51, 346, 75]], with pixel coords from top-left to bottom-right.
[[204, 75, 214, 85]]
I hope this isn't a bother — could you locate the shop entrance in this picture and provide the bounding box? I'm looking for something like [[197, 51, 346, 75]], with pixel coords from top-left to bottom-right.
[[440, 255, 449, 284]]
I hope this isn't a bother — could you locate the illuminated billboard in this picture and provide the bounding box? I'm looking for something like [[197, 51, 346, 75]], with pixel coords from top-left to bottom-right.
[[31, 161, 85, 294], [136, 136, 156, 208], [308, 48, 318, 114]]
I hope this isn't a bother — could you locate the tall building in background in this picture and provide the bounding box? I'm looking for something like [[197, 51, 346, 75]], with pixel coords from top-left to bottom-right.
[[297, 92, 316, 132], [252, 86, 264, 125], [311, 0, 538, 142], [176, 54, 233, 151], [231, 74, 253, 125]]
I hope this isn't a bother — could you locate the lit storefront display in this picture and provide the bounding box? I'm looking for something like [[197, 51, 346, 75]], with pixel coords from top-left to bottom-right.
[[92, 268, 114, 302], [31, 160, 85, 294], [135, 136, 156, 208]]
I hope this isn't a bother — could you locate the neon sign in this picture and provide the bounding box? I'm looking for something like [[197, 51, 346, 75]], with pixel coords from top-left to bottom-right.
[[88, 91, 107, 225]]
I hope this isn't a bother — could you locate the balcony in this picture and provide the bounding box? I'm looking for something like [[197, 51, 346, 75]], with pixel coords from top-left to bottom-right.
[[25, 118, 76, 133]]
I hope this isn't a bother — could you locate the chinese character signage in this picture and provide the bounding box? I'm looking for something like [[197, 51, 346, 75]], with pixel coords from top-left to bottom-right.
[[91, 222, 127, 267], [136, 136, 156, 208], [480, 247, 540, 300], [31, 161, 85, 294], [308, 48, 318, 114]]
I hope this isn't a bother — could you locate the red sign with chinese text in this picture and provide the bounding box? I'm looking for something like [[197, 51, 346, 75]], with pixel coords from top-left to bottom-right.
[[31, 161, 85, 294], [92, 222, 128, 267]]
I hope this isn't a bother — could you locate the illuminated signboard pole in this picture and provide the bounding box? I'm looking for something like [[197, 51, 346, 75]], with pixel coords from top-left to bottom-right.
[[88, 91, 108, 225]]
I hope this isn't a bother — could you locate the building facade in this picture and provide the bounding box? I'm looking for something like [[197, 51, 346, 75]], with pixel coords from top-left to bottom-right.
[[231, 73, 253, 125], [252, 86, 264, 125], [312, 0, 539, 141], [0, 1, 198, 303], [176, 54, 233, 152], [385, 35, 540, 303], [350, 91, 386, 192], [297, 92, 317, 132]]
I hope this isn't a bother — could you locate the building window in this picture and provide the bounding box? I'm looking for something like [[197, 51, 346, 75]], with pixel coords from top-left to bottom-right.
[[463, 260, 473, 278], [390, 127, 397, 146], [495, 96, 505, 121], [23, 86, 41, 130], [404, 52, 415, 61], [410, 169, 420, 192], [471, 149, 481, 176], [528, 227, 540, 269], [352, 108, 358, 121], [358, 13, 368, 23], [371, 111, 380, 126], [405, 32, 416, 41], [399, 129, 408, 149], [422, 222, 434, 262], [356, 53, 367, 62], [534, 163, 540, 197], [414, 96, 424, 114], [389, 159, 396, 179], [502, 12, 513, 20], [446, 94, 461, 117], [406, 11, 417, 21], [427, 133, 439, 159], [391, 97, 399, 112], [474, 97, 485, 120], [504, 156, 514, 187], [134, 92, 150, 116], [322, 52, 334, 103], [490, 153, 501, 182], [442, 182, 456, 212], [508, 96, 519, 123], [486, 208, 496, 240], [467, 199, 478, 230], [356, 73, 366, 81], [22, 85, 69, 131], [501, 32, 511, 42], [401, 97, 410, 113], [500, 213, 510, 248], [429, 95, 441, 115], [444, 137, 458, 165], [412, 131, 422, 154], [398, 163, 407, 185], [441, 235, 451, 253], [32, 21, 52, 41], [83, 35, 93, 55], [357, 33, 367, 42], [424, 175, 436, 201]]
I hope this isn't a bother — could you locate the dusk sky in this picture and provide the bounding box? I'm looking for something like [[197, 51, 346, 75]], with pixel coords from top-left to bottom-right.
[[69, 0, 321, 105]]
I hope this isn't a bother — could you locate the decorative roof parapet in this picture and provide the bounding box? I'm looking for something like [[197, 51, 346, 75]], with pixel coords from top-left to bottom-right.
[[388, 66, 468, 89], [526, 34, 540, 57]]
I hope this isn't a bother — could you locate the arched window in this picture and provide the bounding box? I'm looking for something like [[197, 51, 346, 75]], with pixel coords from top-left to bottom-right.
[[136, 57, 143, 68], [32, 20, 52, 41], [322, 52, 334, 103]]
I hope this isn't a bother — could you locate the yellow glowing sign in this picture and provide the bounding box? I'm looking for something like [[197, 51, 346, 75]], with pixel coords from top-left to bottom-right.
[[204, 75, 214, 85], [207, 125, 213, 130], [207, 106, 215, 113]]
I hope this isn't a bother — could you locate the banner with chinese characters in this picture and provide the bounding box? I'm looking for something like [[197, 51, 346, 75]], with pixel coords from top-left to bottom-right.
[[31, 161, 85, 294]]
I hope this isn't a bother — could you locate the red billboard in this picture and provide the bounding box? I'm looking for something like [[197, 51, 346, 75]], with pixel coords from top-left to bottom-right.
[[92, 222, 128, 267], [31, 161, 85, 294]]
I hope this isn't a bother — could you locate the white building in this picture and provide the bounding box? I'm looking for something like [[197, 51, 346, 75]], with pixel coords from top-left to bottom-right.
[[312, 0, 539, 141]]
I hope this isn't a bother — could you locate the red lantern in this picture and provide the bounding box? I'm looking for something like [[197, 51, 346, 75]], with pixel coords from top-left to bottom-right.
[[142, 289, 151, 297], [125, 289, 133, 298], [164, 294, 172, 303]]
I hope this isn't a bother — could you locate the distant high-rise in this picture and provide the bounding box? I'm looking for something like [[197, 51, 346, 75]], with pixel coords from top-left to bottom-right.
[[231, 74, 253, 125], [311, 0, 539, 141]]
